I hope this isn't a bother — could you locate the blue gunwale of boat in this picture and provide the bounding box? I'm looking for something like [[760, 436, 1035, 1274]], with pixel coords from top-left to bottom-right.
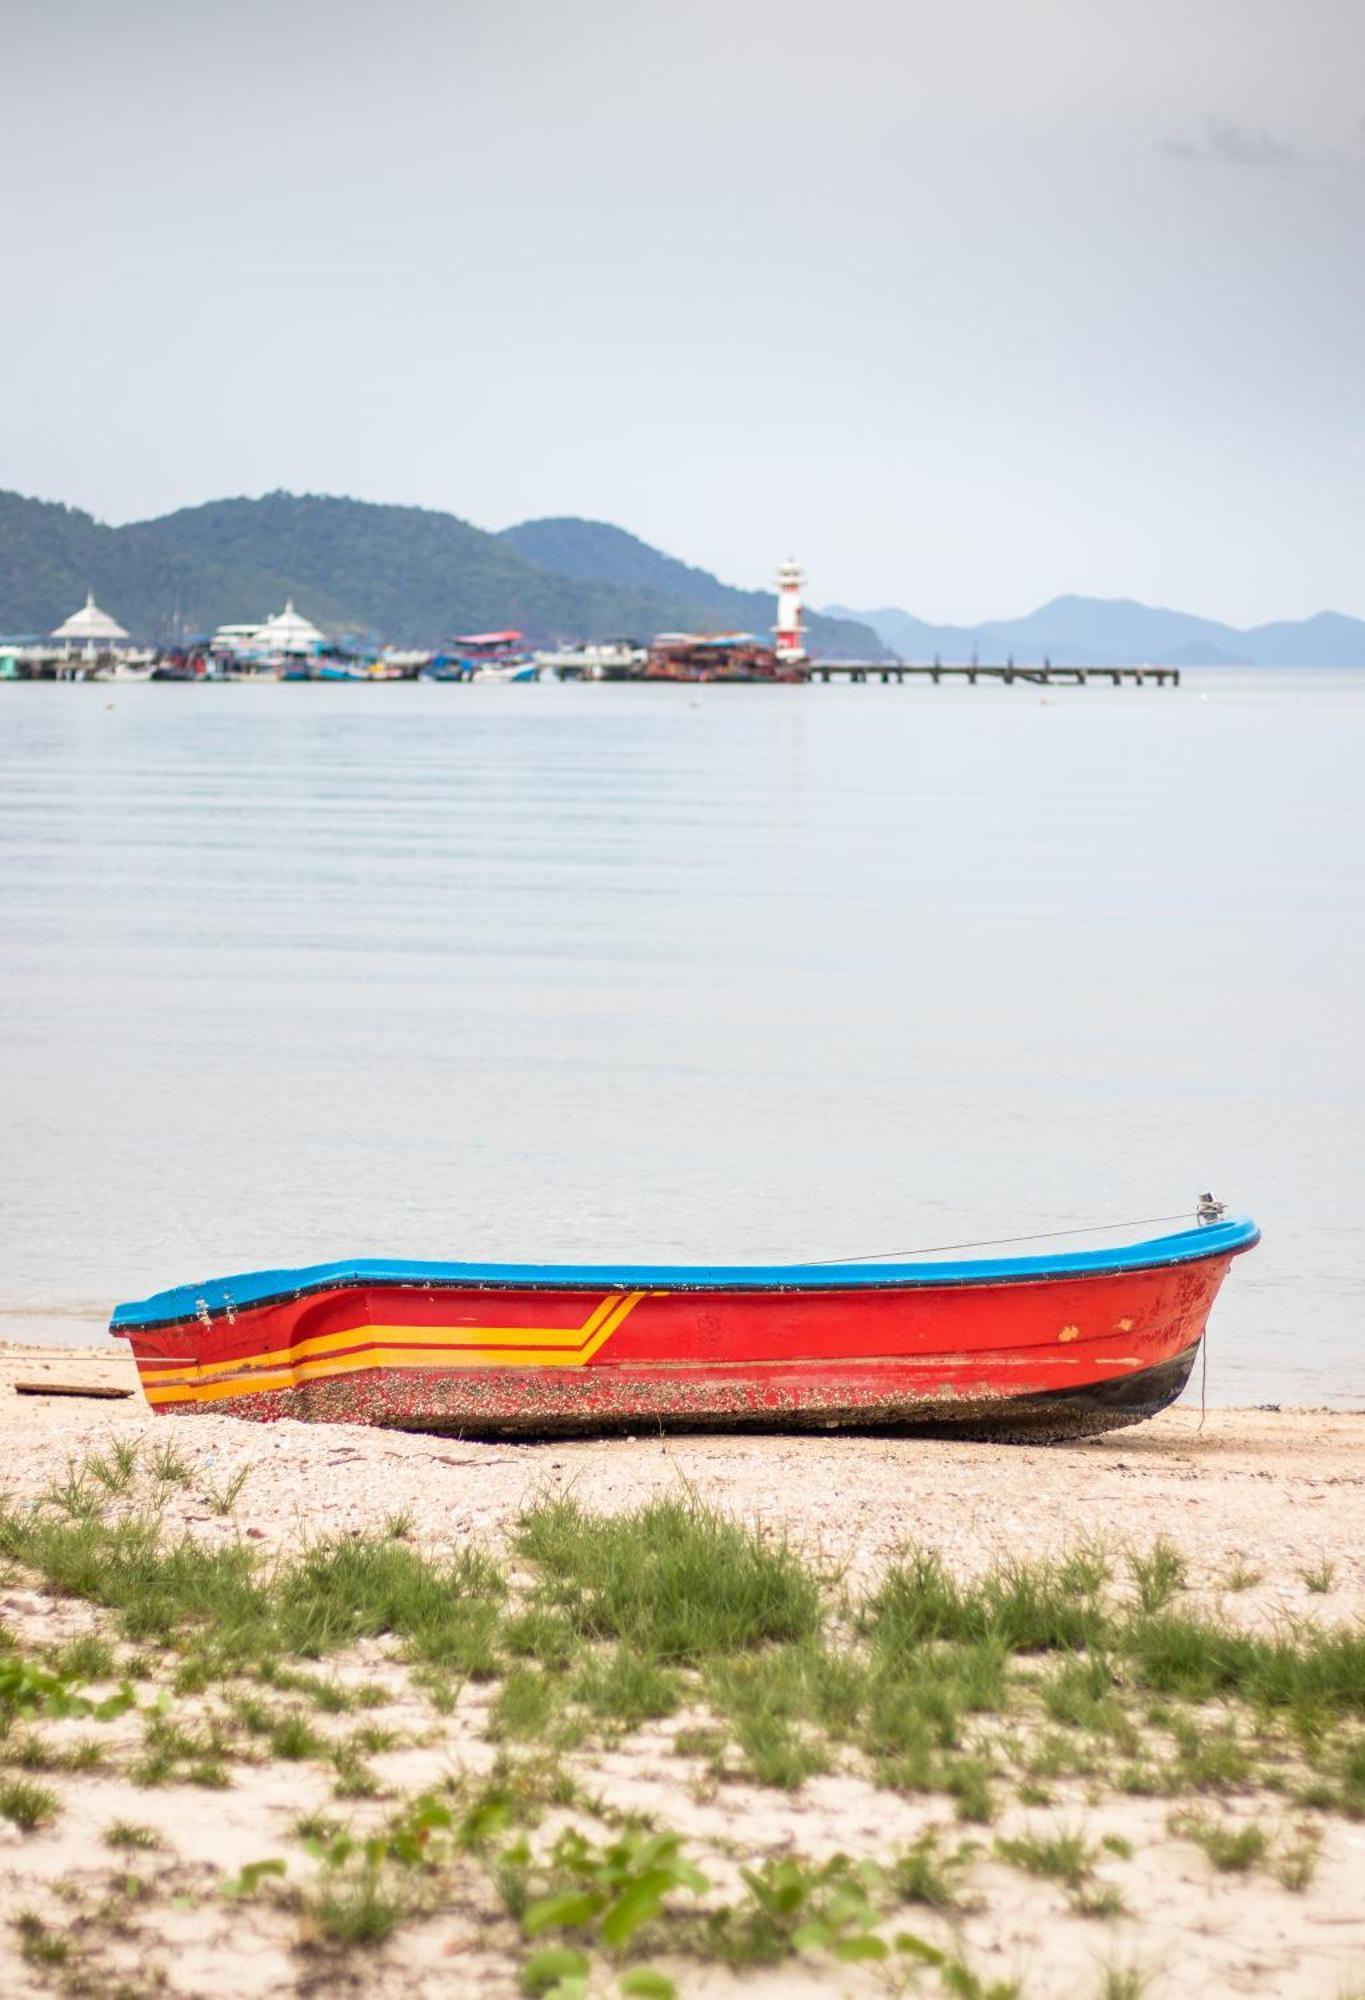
[[110, 1216, 1261, 1333]]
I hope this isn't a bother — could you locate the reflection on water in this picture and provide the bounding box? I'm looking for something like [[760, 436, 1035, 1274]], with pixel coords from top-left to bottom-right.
[[1, 673, 1361, 1407]]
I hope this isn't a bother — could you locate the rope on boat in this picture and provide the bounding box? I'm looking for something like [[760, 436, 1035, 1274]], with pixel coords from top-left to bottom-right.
[[802, 1210, 1200, 1266]]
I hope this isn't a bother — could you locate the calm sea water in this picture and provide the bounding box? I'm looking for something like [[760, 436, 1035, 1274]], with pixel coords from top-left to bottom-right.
[[1, 674, 1361, 1408]]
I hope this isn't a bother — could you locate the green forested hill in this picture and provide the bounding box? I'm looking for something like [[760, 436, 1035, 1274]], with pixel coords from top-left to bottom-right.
[[497, 516, 866, 655], [0, 489, 884, 654]]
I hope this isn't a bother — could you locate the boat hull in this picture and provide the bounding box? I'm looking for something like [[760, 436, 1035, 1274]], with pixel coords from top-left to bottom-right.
[[110, 1223, 1256, 1441]]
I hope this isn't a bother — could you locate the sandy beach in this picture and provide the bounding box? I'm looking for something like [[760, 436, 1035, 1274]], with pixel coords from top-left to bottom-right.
[[2, 1346, 1362, 1999]]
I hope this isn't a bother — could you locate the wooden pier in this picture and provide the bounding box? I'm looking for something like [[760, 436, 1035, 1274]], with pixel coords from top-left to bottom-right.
[[806, 661, 1180, 687]]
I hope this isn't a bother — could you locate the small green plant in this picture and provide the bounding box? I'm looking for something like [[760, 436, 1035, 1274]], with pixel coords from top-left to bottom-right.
[[331, 1748, 379, 1800], [1096, 1968, 1147, 2000], [944, 1756, 996, 1824], [17, 1734, 108, 1773], [0, 1777, 61, 1831], [43, 1459, 103, 1523], [1072, 1882, 1127, 1919], [149, 1439, 192, 1486], [1128, 1540, 1188, 1613], [13, 1910, 70, 1966], [269, 1712, 323, 1761], [491, 1667, 569, 1745], [201, 1467, 250, 1517], [1299, 1559, 1335, 1595], [221, 1857, 288, 1900], [0, 1650, 132, 1725], [889, 1830, 973, 1908], [104, 1821, 161, 1851], [995, 1828, 1093, 1890], [1169, 1716, 1252, 1792], [385, 1511, 416, 1541], [571, 1647, 681, 1732], [50, 1632, 117, 1682], [230, 1694, 274, 1735], [89, 1440, 139, 1497], [515, 1823, 708, 1994], [1272, 1829, 1321, 1892], [1223, 1559, 1262, 1593], [351, 1723, 400, 1755], [673, 1726, 727, 1760], [1170, 1810, 1267, 1873], [134, 1714, 231, 1788], [312, 1864, 404, 1944]]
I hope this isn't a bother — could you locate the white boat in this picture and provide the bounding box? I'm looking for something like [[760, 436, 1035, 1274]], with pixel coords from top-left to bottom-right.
[[91, 654, 156, 683], [471, 660, 542, 684], [532, 641, 647, 680]]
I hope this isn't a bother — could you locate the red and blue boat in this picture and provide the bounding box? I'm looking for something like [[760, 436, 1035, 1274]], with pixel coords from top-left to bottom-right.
[[109, 1208, 1258, 1441]]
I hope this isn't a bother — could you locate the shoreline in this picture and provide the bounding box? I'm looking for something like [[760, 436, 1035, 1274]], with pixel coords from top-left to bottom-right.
[[4, 1343, 1361, 1615]]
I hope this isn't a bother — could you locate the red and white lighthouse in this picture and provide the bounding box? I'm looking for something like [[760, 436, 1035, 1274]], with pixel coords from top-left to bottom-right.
[[773, 559, 807, 663]]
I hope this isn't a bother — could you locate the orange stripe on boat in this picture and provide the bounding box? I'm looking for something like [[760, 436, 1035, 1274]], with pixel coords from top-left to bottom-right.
[[137, 1291, 648, 1404]]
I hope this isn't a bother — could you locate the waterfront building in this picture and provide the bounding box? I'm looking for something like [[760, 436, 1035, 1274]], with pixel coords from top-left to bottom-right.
[[211, 622, 265, 656], [252, 600, 323, 656], [51, 593, 130, 655]]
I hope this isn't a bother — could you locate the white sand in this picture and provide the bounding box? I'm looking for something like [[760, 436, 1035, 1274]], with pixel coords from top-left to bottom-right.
[[2, 1346, 1362, 1998]]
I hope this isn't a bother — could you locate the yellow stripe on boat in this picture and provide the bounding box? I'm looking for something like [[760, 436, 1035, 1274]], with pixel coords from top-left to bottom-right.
[[138, 1291, 647, 1405]]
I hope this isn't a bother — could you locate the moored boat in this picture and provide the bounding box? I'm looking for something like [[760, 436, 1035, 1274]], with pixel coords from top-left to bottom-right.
[[110, 1208, 1258, 1441]]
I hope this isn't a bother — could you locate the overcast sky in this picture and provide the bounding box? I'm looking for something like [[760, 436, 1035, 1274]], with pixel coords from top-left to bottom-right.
[[3, 0, 1362, 621]]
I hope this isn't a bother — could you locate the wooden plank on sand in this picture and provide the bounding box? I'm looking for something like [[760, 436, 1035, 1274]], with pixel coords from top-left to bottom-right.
[[13, 1381, 133, 1400]]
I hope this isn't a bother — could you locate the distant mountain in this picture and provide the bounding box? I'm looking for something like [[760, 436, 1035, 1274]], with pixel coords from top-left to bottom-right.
[[0, 489, 883, 655], [824, 594, 1365, 668], [499, 517, 880, 657], [5, 487, 1356, 663]]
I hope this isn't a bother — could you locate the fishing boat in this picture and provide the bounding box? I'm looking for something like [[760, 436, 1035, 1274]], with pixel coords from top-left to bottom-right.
[[109, 1205, 1258, 1441]]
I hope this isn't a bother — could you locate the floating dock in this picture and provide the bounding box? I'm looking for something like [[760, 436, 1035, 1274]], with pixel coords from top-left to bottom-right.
[[807, 662, 1180, 687]]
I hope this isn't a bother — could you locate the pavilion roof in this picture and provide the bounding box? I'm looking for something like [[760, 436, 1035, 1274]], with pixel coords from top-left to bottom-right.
[[51, 592, 129, 641]]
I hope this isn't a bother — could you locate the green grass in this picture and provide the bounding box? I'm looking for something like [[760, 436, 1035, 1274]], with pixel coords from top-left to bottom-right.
[[0, 1776, 61, 1830], [88, 1441, 139, 1499], [1300, 1559, 1336, 1595], [1128, 1540, 1187, 1614], [866, 1548, 1102, 1655], [514, 1494, 822, 1662], [268, 1712, 324, 1761], [200, 1467, 250, 1517], [13, 1910, 70, 1966], [503, 1607, 580, 1670], [995, 1827, 1094, 1889], [1170, 1810, 1268, 1873], [569, 1646, 681, 1730], [149, 1439, 192, 1486], [1096, 1968, 1147, 2000], [0, 1497, 507, 1680], [309, 1865, 408, 1945], [272, 1536, 505, 1673], [49, 1632, 117, 1682], [1273, 1830, 1321, 1892], [1338, 1738, 1365, 1817], [133, 1714, 232, 1788], [889, 1830, 973, 1908], [104, 1821, 161, 1851], [7, 1732, 108, 1774], [1168, 1716, 1253, 1792], [351, 1723, 400, 1755], [6, 1462, 1365, 1993]]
